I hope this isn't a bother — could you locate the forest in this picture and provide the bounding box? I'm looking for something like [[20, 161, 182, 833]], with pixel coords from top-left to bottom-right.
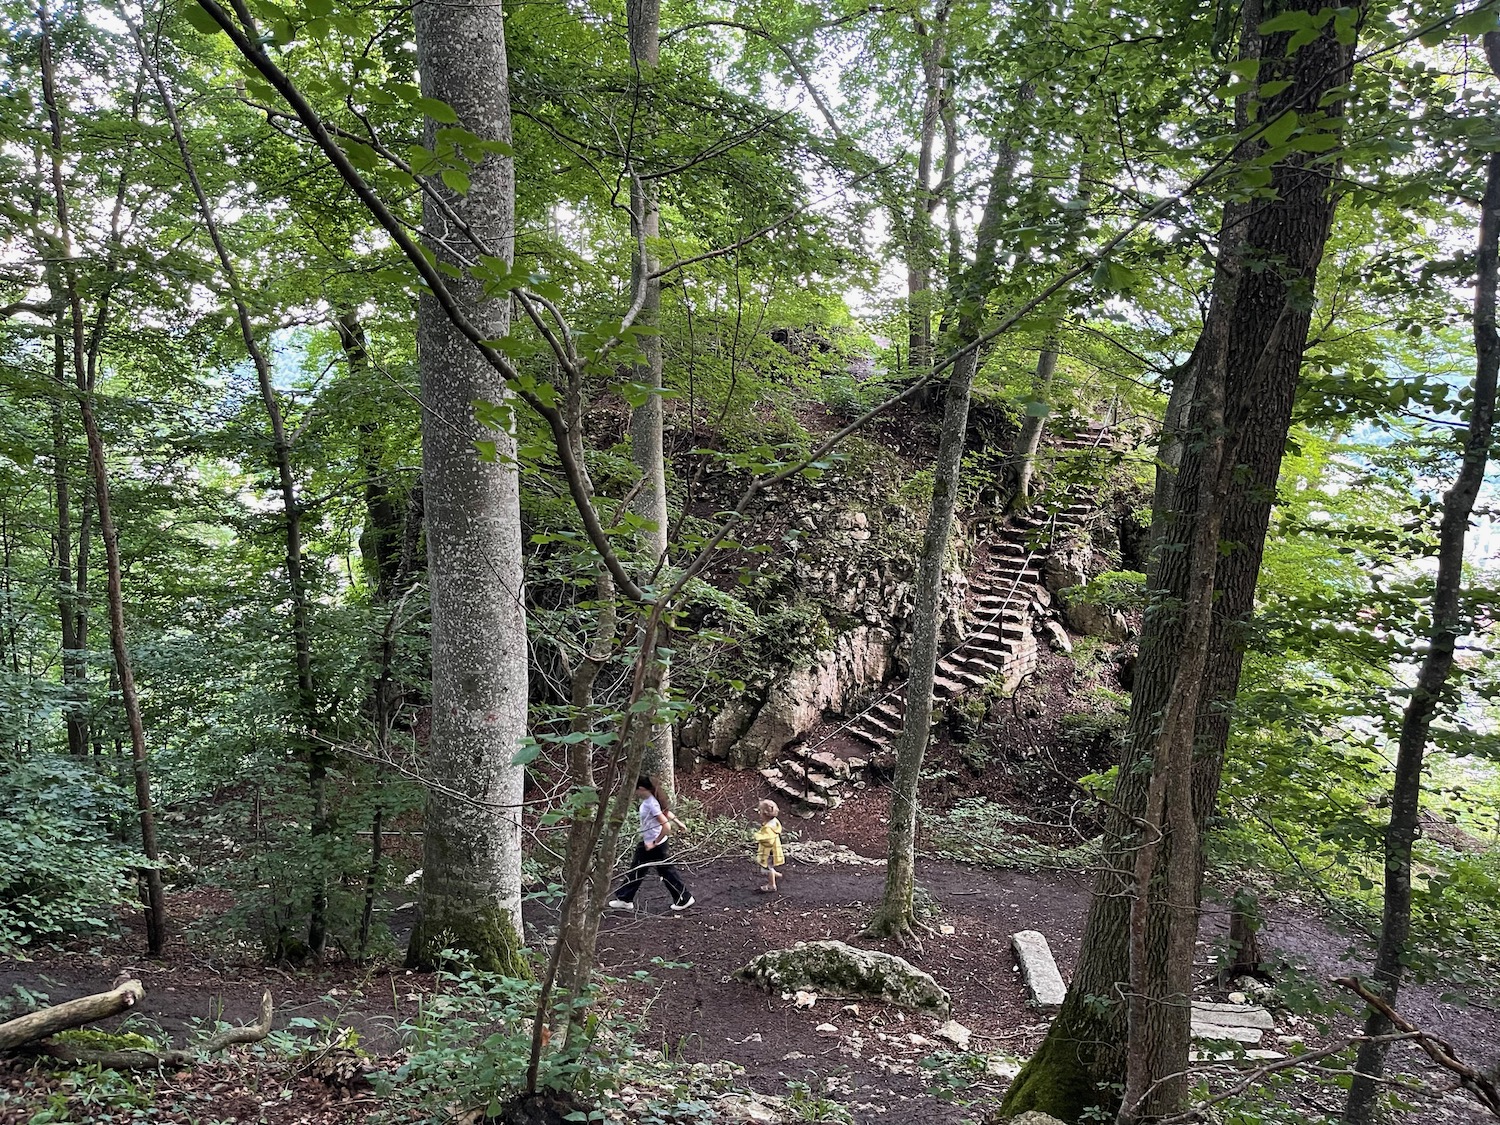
[[2, 0, 1500, 1122]]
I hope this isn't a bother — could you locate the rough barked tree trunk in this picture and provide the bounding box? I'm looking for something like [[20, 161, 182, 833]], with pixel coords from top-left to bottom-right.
[[129, 20, 325, 960], [405, 0, 528, 974], [904, 0, 953, 380], [1343, 33, 1500, 1124], [51, 389, 87, 758], [867, 139, 1019, 943], [39, 1, 165, 954], [626, 0, 674, 802], [1000, 1, 1359, 1116]]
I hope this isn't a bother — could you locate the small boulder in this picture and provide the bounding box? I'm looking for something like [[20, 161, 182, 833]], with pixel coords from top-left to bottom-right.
[[1063, 600, 1127, 641], [737, 940, 952, 1016], [935, 1019, 972, 1050], [1044, 545, 1089, 594]]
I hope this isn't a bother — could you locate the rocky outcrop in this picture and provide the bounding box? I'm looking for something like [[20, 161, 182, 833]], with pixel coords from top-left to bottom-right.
[[682, 473, 971, 767], [729, 625, 895, 768], [737, 940, 952, 1015], [1063, 600, 1128, 641], [1043, 540, 1089, 594]]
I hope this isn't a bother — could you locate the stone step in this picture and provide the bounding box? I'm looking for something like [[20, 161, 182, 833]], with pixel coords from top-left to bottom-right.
[[872, 700, 905, 725], [971, 597, 1030, 617], [862, 708, 903, 736], [936, 663, 990, 688], [932, 674, 969, 697], [950, 651, 1004, 674], [777, 758, 841, 797], [1190, 1023, 1262, 1045], [850, 724, 892, 750], [802, 749, 853, 780], [968, 626, 1028, 646], [975, 570, 1038, 590], [965, 641, 1016, 663], [1191, 1002, 1274, 1031], [759, 768, 831, 809]]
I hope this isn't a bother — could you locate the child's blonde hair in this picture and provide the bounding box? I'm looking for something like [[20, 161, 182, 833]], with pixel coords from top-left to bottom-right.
[[758, 798, 779, 819]]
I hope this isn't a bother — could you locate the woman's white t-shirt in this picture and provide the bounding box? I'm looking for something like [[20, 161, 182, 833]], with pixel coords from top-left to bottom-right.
[[639, 794, 665, 846]]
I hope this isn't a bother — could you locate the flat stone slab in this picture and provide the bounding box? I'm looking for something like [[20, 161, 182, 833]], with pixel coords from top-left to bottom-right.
[[1192, 1001, 1274, 1030], [1192, 1047, 1287, 1063], [1010, 930, 1067, 1010], [1190, 1022, 1262, 1045]]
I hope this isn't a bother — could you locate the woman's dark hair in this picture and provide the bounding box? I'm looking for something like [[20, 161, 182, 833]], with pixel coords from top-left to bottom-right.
[[636, 776, 656, 794]]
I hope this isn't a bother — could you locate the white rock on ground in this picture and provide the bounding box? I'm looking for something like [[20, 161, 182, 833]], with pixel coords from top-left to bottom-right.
[[1011, 1112, 1072, 1125], [935, 1019, 972, 1049], [738, 940, 953, 1015]]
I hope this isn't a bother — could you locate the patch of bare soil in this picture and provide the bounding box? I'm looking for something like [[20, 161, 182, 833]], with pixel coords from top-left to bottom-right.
[[591, 848, 1087, 1123]]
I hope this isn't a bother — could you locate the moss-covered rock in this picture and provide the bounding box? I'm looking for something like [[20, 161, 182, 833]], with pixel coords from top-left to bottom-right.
[[736, 940, 950, 1015]]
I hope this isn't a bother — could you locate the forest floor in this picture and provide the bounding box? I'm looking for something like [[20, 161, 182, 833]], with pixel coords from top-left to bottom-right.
[[3, 758, 1499, 1124]]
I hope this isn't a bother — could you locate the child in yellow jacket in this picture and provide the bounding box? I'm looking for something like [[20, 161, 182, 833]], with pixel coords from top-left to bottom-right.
[[755, 799, 785, 893]]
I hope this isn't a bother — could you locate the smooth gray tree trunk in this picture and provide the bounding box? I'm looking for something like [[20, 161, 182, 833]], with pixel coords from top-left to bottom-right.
[[405, 0, 528, 974], [1011, 344, 1057, 507], [627, 0, 675, 801]]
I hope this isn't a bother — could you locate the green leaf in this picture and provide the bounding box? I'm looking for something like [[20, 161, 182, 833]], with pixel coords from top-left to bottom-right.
[[512, 742, 541, 766], [441, 168, 471, 195], [185, 2, 226, 34], [1286, 25, 1323, 53], [1025, 400, 1051, 418], [1262, 110, 1299, 147], [1291, 131, 1340, 153], [1258, 79, 1294, 98], [1258, 9, 1317, 33], [418, 96, 460, 125]]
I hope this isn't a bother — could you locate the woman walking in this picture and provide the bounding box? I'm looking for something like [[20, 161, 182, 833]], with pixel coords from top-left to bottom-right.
[[609, 777, 694, 912]]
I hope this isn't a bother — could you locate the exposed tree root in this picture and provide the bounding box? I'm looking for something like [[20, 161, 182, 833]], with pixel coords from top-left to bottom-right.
[[862, 909, 935, 950]]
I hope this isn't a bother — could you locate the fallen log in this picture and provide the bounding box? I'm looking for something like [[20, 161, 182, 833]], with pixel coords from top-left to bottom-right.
[[36, 989, 275, 1070], [0, 979, 145, 1051]]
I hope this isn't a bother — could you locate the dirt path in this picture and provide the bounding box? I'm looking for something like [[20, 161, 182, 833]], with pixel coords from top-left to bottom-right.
[[3, 778, 1499, 1123]]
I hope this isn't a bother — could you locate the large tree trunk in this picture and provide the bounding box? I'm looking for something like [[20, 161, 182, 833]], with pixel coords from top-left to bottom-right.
[[1343, 34, 1500, 1124], [40, 1, 166, 955], [51, 391, 87, 759], [626, 0, 675, 802], [404, 0, 528, 974], [866, 141, 1018, 942], [1000, 2, 1358, 1117]]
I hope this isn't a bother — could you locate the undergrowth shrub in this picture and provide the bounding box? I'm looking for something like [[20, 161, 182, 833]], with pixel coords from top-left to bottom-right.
[[378, 959, 647, 1119], [926, 798, 1099, 870], [1060, 570, 1146, 613], [0, 754, 145, 951]]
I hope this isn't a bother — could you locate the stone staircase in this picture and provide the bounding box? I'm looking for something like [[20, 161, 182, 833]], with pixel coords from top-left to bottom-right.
[[758, 423, 1115, 814]]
